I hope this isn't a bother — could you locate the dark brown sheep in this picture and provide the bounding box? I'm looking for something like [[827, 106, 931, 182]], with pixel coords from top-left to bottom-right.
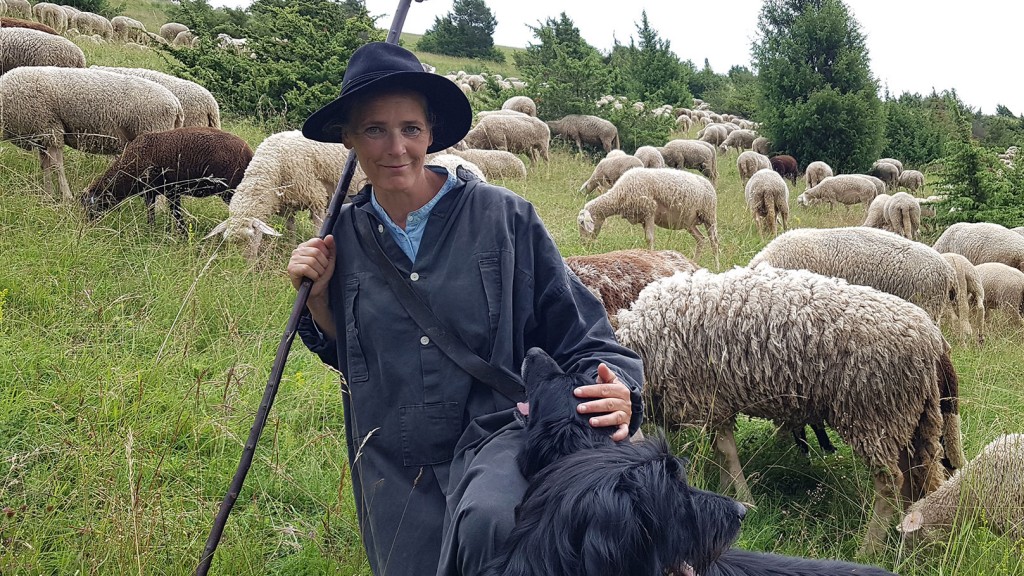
[[82, 127, 253, 231], [769, 154, 798, 185], [0, 17, 59, 35], [565, 249, 698, 326]]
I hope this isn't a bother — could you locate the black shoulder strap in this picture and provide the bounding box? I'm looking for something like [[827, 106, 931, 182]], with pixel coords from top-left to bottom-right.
[[352, 208, 526, 403]]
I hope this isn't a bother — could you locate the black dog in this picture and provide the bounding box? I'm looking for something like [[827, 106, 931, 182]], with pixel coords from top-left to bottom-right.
[[704, 549, 898, 576], [487, 348, 746, 576]]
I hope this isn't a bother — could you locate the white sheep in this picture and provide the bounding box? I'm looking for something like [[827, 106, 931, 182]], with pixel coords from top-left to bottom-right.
[[1013, 226, 1024, 236], [577, 167, 719, 262], [71, 11, 112, 39], [796, 175, 877, 209], [616, 265, 964, 556], [855, 173, 887, 198], [31, 2, 67, 34], [91, 66, 221, 129], [0, 66, 184, 202], [604, 149, 626, 158], [578, 154, 643, 194], [500, 95, 537, 117], [862, 193, 892, 230], [869, 161, 900, 190], [447, 148, 526, 180], [876, 157, 905, 174], [159, 22, 189, 43], [744, 168, 789, 238], [933, 222, 1024, 272], [940, 253, 986, 344], [545, 114, 620, 153], [751, 136, 771, 155], [698, 124, 728, 147], [675, 114, 693, 133], [897, 169, 925, 193], [633, 145, 665, 168], [0, 27, 85, 73], [658, 139, 719, 185], [171, 30, 197, 48], [110, 15, 147, 43], [718, 129, 757, 154], [424, 153, 486, 182], [3, 0, 31, 19], [205, 131, 362, 258], [462, 113, 550, 164], [749, 226, 957, 322], [736, 150, 771, 185], [804, 160, 834, 189], [900, 434, 1024, 545], [974, 262, 1024, 326], [884, 191, 922, 240]]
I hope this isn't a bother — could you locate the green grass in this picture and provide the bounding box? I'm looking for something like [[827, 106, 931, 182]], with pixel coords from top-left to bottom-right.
[[401, 32, 524, 78]]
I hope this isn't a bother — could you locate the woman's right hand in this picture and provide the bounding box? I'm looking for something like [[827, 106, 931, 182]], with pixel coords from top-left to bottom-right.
[[288, 236, 337, 338]]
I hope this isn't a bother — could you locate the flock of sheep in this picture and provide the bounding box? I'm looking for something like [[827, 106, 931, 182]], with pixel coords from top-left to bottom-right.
[[2, 2, 1024, 564], [0, 0, 202, 46]]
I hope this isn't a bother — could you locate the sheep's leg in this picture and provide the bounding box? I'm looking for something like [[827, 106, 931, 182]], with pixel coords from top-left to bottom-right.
[[143, 190, 158, 226], [859, 467, 902, 557], [686, 224, 706, 260], [791, 427, 811, 456], [41, 146, 71, 202], [811, 424, 836, 453], [973, 304, 986, 345], [644, 218, 657, 250], [169, 197, 187, 233], [713, 424, 754, 504]]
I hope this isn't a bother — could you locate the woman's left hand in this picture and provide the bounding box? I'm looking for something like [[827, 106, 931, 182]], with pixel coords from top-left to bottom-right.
[[574, 363, 633, 442]]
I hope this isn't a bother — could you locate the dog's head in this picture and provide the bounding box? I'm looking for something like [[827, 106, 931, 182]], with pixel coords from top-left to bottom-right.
[[517, 347, 617, 478], [500, 435, 744, 576]]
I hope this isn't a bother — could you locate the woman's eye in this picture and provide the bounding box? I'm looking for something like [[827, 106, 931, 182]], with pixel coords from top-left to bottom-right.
[[402, 126, 423, 137], [364, 127, 385, 138]]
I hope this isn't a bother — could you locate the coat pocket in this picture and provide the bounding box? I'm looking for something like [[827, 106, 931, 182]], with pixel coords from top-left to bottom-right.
[[477, 254, 502, 348], [343, 276, 369, 383], [399, 402, 463, 466]]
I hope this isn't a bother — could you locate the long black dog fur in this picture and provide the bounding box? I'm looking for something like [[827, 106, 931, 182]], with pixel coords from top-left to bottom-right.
[[488, 347, 900, 576]]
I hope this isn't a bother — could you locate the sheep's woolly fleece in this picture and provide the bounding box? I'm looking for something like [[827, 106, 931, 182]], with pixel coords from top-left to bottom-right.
[[933, 222, 1024, 272], [633, 145, 665, 169], [940, 252, 986, 343], [884, 191, 921, 240], [974, 262, 1024, 324], [448, 148, 526, 180], [804, 160, 833, 189], [579, 154, 643, 194], [797, 175, 877, 208], [546, 114, 620, 153], [91, 65, 221, 128], [901, 433, 1024, 543], [736, 150, 770, 184], [749, 226, 955, 321], [462, 114, 550, 163], [743, 168, 789, 237], [0, 27, 84, 73]]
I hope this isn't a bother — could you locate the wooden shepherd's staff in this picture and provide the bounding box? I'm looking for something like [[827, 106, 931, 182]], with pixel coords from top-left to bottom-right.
[[195, 2, 422, 572]]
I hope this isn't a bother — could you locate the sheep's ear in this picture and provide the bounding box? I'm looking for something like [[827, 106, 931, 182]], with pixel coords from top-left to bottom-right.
[[251, 219, 281, 237], [899, 511, 923, 533], [204, 220, 228, 240]]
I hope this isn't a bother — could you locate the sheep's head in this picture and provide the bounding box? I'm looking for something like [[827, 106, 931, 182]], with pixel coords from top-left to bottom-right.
[[796, 193, 817, 208], [204, 217, 281, 259], [81, 184, 119, 219], [577, 208, 597, 241]]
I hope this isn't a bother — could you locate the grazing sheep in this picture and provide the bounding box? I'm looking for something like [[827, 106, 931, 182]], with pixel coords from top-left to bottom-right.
[[564, 249, 697, 326], [159, 22, 189, 43], [940, 253, 986, 344], [579, 154, 643, 194], [30, 2, 67, 34], [546, 114, 620, 154], [615, 265, 964, 556], [1013, 226, 1024, 237], [869, 161, 900, 190], [0, 66, 184, 201], [862, 193, 893, 230], [675, 114, 693, 133], [3, 0, 30, 19], [744, 168, 789, 238], [797, 175, 877, 209], [577, 167, 719, 262], [447, 148, 527, 180], [425, 153, 486, 182], [933, 222, 1024, 272], [877, 157, 904, 174], [82, 127, 253, 231], [736, 150, 771, 185], [719, 129, 757, 154], [462, 113, 550, 164], [633, 145, 665, 168], [659, 139, 719, 184], [900, 434, 1024, 545], [1, 15, 58, 34], [91, 66, 221, 129], [898, 169, 925, 193], [855, 173, 888, 197], [205, 131, 361, 258], [110, 15, 147, 43], [0, 27, 84, 74], [804, 160, 834, 189], [974, 262, 1024, 326], [500, 95, 537, 117], [71, 11, 112, 39], [751, 136, 771, 155], [884, 191, 922, 240], [768, 154, 798, 185], [698, 124, 728, 147], [749, 226, 957, 322], [171, 29, 197, 48]]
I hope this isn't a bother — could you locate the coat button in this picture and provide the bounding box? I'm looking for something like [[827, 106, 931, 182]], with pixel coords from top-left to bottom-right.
[[420, 336, 430, 345], [378, 224, 384, 233], [410, 272, 419, 281]]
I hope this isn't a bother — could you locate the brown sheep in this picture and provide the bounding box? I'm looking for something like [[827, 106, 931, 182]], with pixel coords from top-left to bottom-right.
[[82, 127, 253, 231], [565, 249, 698, 326], [768, 154, 798, 185], [0, 16, 59, 34]]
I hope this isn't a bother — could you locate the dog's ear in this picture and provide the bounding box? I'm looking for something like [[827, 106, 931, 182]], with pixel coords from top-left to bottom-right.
[[521, 347, 563, 393]]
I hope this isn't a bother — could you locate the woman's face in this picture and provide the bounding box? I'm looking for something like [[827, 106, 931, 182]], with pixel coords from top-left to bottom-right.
[[342, 90, 433, 196]]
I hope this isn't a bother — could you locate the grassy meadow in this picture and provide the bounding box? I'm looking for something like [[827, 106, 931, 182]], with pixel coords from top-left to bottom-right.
[[2, 6, 1024, 576]]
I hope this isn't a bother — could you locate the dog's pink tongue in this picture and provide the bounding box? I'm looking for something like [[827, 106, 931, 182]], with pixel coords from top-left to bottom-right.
[[516, 402, 530, 417], [671, 563, 696, 576]]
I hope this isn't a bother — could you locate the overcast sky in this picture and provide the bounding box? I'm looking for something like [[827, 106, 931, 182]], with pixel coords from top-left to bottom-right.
[[208, 0, 1023, 115]]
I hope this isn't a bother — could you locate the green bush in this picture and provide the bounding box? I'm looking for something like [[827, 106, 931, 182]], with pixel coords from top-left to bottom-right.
[[416, 0, 504, 63], [936, 137, 1024, 228], [597, 102, 676, 154], [61, 0, 124, 18]]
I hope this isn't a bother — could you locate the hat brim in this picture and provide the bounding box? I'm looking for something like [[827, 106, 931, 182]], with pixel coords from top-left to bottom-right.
[[302, 71, 472, 153]]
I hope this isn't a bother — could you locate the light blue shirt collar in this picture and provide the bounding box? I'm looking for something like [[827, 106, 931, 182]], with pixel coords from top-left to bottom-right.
[[370, 166, 457, 263]]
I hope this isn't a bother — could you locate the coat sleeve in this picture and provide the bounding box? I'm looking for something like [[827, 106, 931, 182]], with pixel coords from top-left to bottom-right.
[[297, 311, 341, 371], [517, 203, 645, 435]]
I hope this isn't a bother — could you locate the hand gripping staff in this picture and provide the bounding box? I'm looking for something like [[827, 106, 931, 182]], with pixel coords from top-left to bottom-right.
[[195, 2, 423, 573]]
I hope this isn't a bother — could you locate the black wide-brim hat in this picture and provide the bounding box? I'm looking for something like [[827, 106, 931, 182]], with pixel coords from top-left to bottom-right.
[[302, 41, 472, 153]]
